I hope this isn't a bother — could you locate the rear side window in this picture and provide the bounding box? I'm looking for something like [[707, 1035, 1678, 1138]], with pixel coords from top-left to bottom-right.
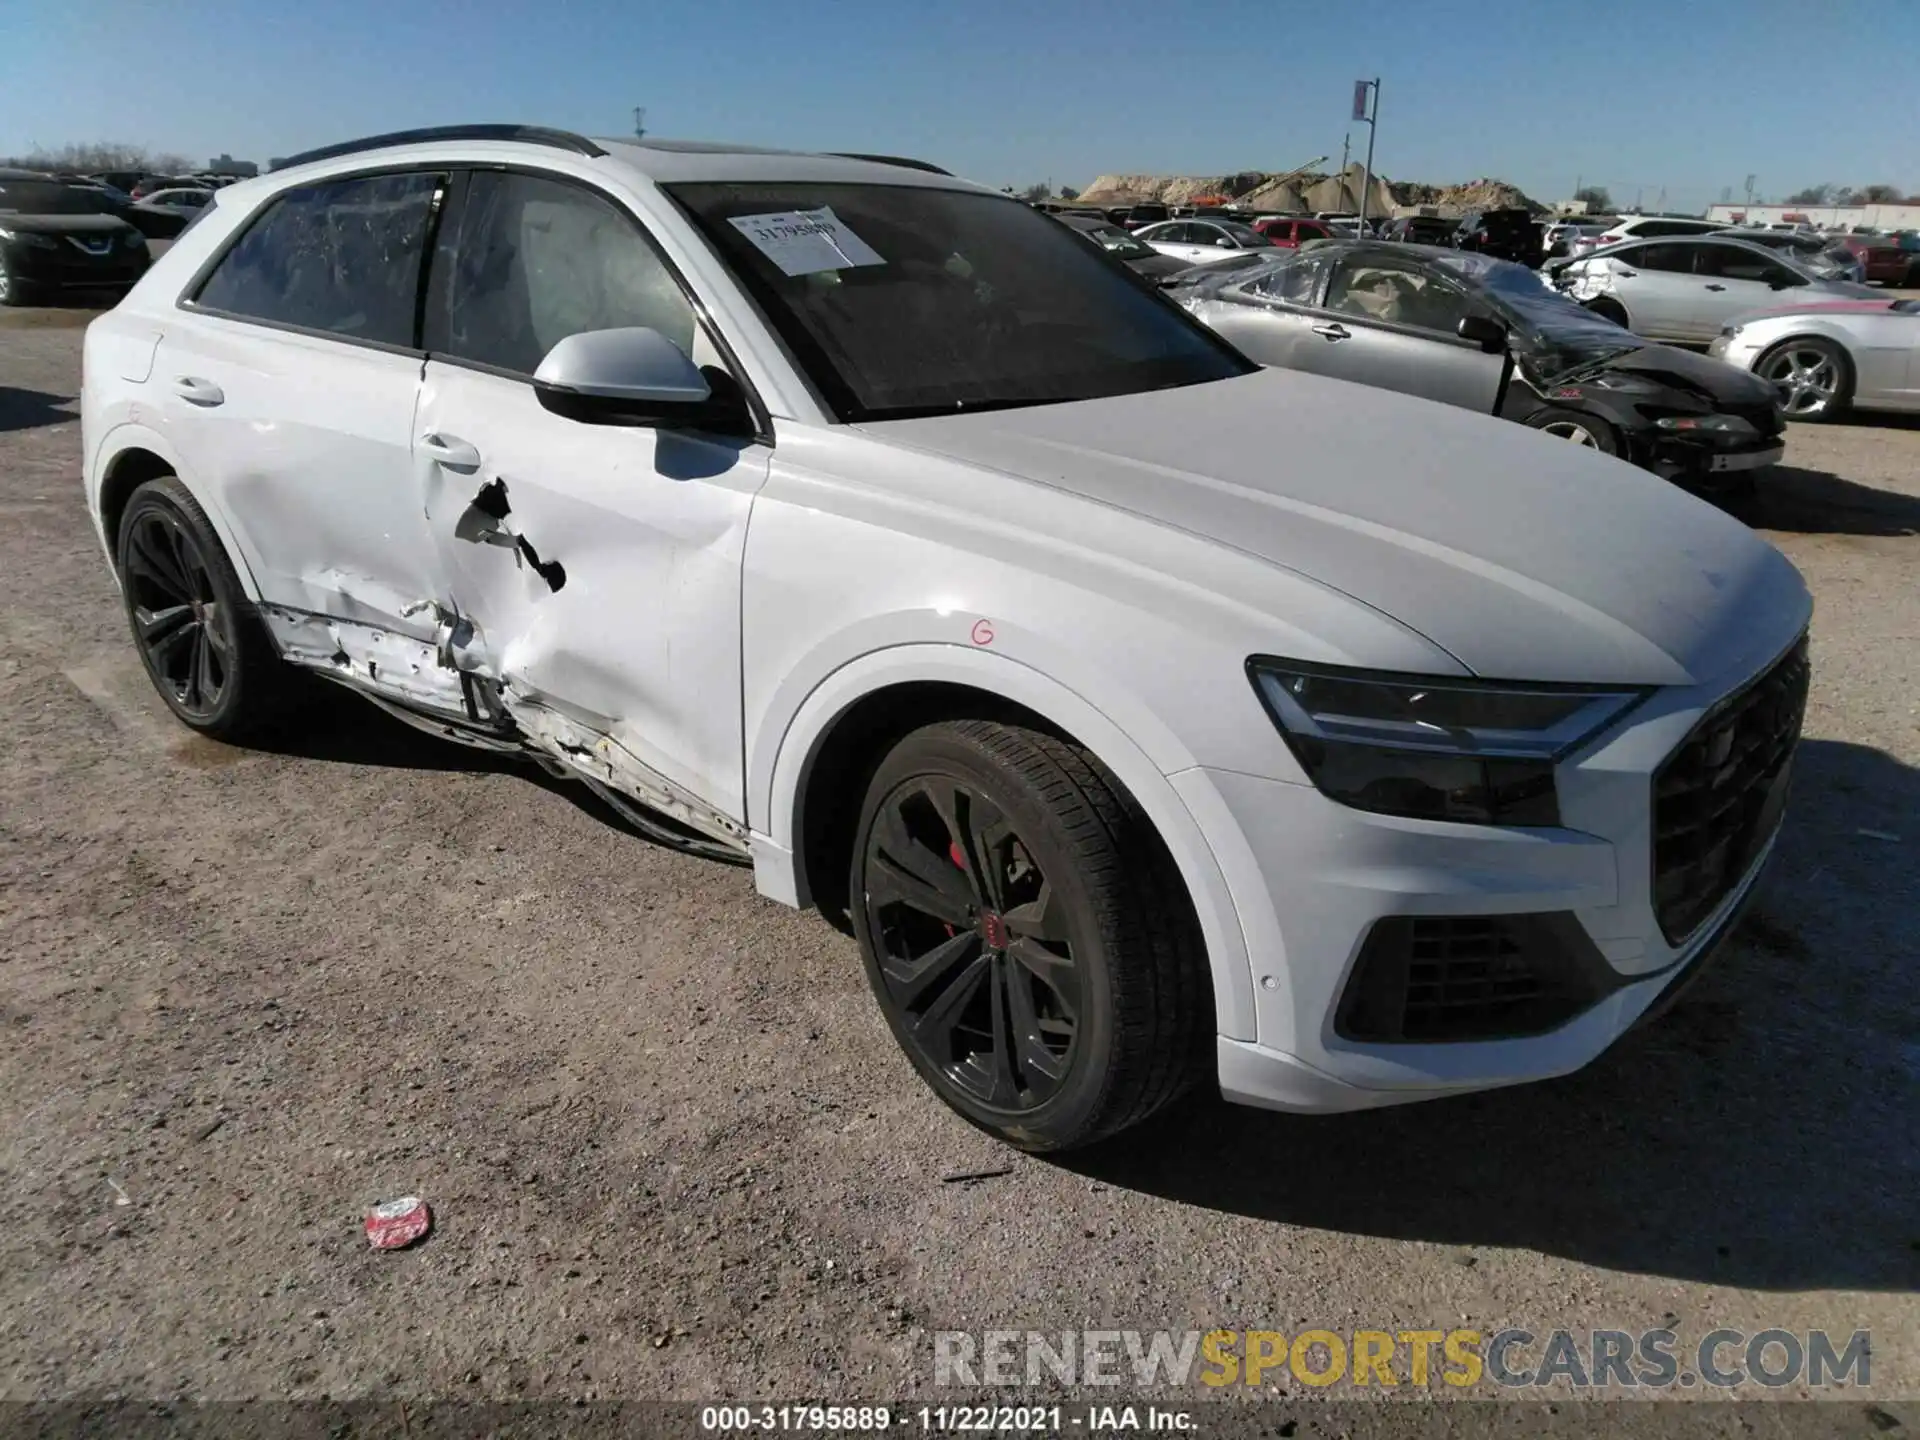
[[1623, 242, 1694, 273], [424, 170, 696, 376], [192, 172, 442, 346]]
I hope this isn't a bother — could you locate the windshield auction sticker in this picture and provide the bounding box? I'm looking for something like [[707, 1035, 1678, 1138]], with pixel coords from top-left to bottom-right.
[[728, 208, 885, 276]]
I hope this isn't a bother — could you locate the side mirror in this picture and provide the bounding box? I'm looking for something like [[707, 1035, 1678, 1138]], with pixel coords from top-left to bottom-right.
[[533, 327, 727, 429], [1457, 314, 1508, 354], [1214, 236, 1236, 248]]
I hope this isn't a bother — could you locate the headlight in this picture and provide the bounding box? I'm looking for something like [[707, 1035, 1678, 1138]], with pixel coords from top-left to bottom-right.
[[1651, 414, 1756, 434], [0, 226, 59, 249], [1247, 659, 1649, 826]]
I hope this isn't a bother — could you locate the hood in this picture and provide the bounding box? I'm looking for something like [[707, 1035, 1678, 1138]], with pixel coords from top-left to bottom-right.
[[1595, 342, 1781, 406], [0, 211, 134, 236], [858, 370, 1809, 689]]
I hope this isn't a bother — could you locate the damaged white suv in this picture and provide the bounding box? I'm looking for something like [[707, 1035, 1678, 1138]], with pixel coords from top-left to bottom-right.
[[83, 126, 1813, 1151]]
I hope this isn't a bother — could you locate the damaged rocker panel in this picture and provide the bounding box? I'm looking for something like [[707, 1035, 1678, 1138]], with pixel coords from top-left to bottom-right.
[[260, 604, 749, 856]]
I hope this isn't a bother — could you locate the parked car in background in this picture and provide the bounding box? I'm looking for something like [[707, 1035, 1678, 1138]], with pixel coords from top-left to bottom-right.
[[130, 175, 206, 201], [1711, 228, 1864, 282], [1553, 235, 1877, 343], [0, 169, 150, 304], [1051, 211, 1193, 280], [1833, 235, 1919, 287], [1250, 216, 1334, 248], [1452, 208, 1543, 268], [89, 170, 155, 195], [1567, 215, 1722, 260], [1544, 222, 1606, 260], [1384, 215, 1457, 246], [1171, 243, 1784, 484], [81, 126, 1814, 1151], [1133, 217, 1274, 266], [134, 186, 215, 221], [1710, 296, 1920, 421], [1120, 201, 1170, 230]]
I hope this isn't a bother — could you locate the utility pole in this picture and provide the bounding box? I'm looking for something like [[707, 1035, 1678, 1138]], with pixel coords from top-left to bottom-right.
[[1351, 78, 1380, 232], [1744, 173, 1757, 208], [1340, 132, 1350, 178], [633, 107, 647, 140]]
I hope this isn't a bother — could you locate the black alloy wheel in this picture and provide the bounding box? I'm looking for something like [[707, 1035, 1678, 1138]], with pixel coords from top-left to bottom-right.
[[116, 475, 295, 739], [850, 720, 1207, 1152], [862, 772, 1082, 1113], [123, 504, 233, 721]]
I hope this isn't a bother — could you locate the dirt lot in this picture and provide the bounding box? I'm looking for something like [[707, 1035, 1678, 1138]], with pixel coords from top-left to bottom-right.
[[1, 309, 1915, 1423]]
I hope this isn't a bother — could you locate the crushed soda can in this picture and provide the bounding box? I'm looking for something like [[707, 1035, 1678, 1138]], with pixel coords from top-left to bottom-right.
[[365, 1196, 432, 1250]]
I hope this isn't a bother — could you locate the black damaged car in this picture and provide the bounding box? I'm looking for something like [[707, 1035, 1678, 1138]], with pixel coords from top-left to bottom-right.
[[1169, 242, 1784, 490], [0, 170, 152, 307]]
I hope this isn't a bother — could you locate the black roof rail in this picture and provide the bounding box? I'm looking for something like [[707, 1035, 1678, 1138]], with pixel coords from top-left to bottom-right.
[[273, 124, 606, 172], [828, 152, 952, 177]]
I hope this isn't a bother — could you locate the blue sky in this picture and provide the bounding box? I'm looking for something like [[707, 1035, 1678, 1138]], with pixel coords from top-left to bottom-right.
[[4, 0, 1915, 211]]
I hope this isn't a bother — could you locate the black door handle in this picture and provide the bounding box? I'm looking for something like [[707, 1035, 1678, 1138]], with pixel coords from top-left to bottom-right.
[[1705, 283, 1726, 291]]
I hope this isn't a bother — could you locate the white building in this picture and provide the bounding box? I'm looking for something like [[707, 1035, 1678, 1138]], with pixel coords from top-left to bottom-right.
[[1704, 201, 1920, 231]]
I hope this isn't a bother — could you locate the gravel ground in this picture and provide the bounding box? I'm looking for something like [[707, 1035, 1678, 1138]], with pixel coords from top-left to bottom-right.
[[0, 310, 1914, 1426]]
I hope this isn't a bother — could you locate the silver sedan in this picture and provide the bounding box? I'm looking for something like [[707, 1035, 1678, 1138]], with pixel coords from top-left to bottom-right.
[[1552, 235, 1877, 344], [1709, 296, 1920, 420]]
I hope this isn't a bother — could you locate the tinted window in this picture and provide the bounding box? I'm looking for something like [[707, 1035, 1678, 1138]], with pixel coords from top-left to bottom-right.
[[1622, 242, 1694, 273], [0, 180, 114, 215], [1324, 257, 1471, 332], [1298, 223, 1330, 241], [1143, 222, 1191, 244], [667, 180, 1248, 422], [194, 172, 440, 346], [425, 171, 696, 375], [1692, 243, 1795, 284]]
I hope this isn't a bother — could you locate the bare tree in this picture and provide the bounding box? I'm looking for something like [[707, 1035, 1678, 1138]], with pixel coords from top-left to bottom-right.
[[1058, 184, 1079, 201], [1017, 182, 1051, 203], [1785, 183, 1834, 205], [1572, 184, 1613, 212], [0, 141, 193, 174], [1858, 183, 1902, 205]]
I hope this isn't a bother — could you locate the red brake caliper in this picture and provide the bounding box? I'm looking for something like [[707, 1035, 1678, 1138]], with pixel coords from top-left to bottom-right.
[[945, 841, 967, 936]]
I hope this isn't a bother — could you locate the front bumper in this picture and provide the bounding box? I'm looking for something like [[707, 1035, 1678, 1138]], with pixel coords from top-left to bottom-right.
[[3, 240, 148, 294], [1182, 639, 1803, 1113]]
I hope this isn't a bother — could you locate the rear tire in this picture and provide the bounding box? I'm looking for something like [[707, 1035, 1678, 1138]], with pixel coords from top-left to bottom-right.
[[116, 474, 297, 741], [1523, 407, 1621, 455], [849, 720, 1208, 1152]]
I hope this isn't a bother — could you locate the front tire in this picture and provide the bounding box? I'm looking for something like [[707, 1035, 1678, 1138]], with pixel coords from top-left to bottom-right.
[[1756, 336, 1851, 422], [116, 474, 296, 740], [849, 720, 1208, 1152], [1523, 406, 1621, 455], [0, 254, 30, 307]]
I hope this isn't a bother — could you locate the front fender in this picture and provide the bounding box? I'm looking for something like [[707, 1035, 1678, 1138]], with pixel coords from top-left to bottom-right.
[[752, 641, 1260, 1042]]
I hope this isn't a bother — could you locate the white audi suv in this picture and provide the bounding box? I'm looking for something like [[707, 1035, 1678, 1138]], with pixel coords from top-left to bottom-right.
[[81, 126, 1812, 1150]]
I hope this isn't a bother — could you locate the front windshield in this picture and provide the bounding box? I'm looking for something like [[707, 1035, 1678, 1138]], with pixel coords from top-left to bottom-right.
[[1429, 251, 1645, 379], [668, 182, 1251, 422], [0, 179, 113, 215]]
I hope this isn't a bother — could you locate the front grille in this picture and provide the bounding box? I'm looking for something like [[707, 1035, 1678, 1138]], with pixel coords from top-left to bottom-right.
[[1336, 913, 1616, 1044], [1652, 636, 1809, 944]]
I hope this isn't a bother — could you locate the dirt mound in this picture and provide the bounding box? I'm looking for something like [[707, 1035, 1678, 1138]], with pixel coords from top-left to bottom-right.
[[1077, 169, 1544, 215]]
